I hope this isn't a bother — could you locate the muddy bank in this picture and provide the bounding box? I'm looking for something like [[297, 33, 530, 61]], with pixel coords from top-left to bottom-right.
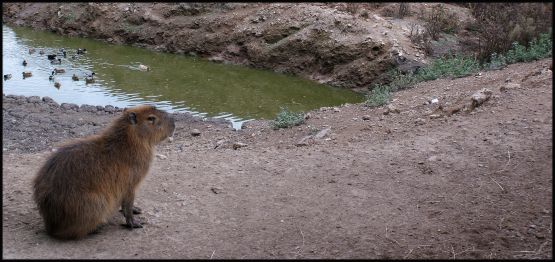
[[2, 3, 469, 90]]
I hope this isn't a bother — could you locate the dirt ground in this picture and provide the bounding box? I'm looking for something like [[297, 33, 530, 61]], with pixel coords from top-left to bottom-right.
[[2, 59, 552, 259]]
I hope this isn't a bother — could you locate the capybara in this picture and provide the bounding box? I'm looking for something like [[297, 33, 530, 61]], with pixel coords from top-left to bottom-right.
[[33, 105, 175, 239]]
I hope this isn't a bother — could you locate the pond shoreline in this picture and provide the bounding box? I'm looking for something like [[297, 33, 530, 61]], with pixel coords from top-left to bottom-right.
[[2, 93, 234, 153]]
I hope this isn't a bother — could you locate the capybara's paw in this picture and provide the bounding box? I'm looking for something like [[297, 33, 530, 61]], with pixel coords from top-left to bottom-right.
[[119, 206, 142, 214], [132, 206, 142, 214]]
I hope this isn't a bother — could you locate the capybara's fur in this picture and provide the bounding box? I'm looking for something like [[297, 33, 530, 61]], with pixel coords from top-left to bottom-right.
[[33, 105, 175, 240]]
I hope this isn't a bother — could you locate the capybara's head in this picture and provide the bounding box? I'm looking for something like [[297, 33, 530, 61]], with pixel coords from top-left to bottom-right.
[[122, 105, 175, 145]]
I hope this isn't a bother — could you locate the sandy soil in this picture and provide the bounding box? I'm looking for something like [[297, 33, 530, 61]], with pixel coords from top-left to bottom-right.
[[2, 59, 552, 259]]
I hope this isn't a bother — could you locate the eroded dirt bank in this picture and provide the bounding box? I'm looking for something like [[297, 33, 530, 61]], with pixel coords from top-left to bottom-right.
[[2, 59, 552, 259], [1, 3, 474, 90]]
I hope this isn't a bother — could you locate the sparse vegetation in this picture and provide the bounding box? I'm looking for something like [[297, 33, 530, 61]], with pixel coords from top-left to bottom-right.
[[421, 4, 460, 41], [365, 84, 391, 107], [397, 3, 410, 18], [271, 107, 305, 129], [371, 30, 552, 103], [486, 32, 552, 70], [62, 13, 76, 23]]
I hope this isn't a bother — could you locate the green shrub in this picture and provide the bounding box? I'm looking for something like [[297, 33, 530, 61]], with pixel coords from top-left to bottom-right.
[[417, 54, 480, 80], [505, 32, 552, 63], [485, 32, 552, 69], [365, 84, 391, 107], [386, 69, 420, 91], [271, 107, 305, 129]]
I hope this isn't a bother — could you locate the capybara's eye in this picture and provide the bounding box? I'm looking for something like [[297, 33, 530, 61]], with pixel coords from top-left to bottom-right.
[[147, 116, 156, 124]]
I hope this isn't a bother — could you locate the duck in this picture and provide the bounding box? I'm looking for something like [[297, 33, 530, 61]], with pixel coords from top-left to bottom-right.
[[58, 48, 67, 57], [39, 49, 45, 55], [85, 76, 95, 84], [4, 74, 12, 80], [85, 72, 95, 84], [49, 71, 55, 81], [47, 54, 57, 60], [22, 60, 28, 66], [51, 58, 62, 65], [77, 48, 87, 55], [22, 71, 32, 78], [72, 74, 79, 81], [54, 81, 61, 89], [138, 64, 150, 71], [29, 48, 35, 54], [54, 68, 65, 74]]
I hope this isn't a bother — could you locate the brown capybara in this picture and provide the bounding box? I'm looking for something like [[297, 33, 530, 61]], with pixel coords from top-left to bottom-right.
[[33, 105, 175, 240]]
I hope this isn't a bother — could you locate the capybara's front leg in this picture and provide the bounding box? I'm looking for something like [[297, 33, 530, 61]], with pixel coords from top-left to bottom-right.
[[122, 191, 143, 229]]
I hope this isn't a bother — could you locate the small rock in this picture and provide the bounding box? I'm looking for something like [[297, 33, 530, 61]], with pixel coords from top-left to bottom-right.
[[430, 98, 439, 104], [314, 127, 331, 139], [471, 88, 493, 108], [384, 104, 400, 115], [156, 154, 167, 160], [191, 129, 201, 136], [42, 96, 55, 103], [104, 105, 115, 113], [233, 142, 247, 150], [304, 113, 311, 120], [500, 82, 520, 92], [296, 135, 313, 147], [429, 114, 442, 119], [61, 103, 79, 110], [27, 96, 41, 103], [362, 115, 371, 121], [210, 187, 223, 194], [333, 107, 340, 112], [415, 118, 426, 125], [214, 139, 227, 149], [427, 155, 439, 162]]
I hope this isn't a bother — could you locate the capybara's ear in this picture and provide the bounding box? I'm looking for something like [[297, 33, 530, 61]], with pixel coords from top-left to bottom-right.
[[129, 112, 137, 125]]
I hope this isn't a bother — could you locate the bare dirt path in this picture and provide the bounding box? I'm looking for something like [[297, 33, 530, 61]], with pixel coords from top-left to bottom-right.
[[2, 59, 552, 259]]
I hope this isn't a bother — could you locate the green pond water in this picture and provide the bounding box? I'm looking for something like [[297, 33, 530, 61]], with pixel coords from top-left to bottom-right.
[[2, 25, 364, 128]]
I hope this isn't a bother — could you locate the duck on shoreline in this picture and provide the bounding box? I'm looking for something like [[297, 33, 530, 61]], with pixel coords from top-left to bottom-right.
[[22, 60, 28, 66], [4, 74, 12, 80], [22, 71, 32, 78]]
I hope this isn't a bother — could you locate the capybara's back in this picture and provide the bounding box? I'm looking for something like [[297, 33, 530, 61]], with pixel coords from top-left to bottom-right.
[[33, 105, 175, 239]]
